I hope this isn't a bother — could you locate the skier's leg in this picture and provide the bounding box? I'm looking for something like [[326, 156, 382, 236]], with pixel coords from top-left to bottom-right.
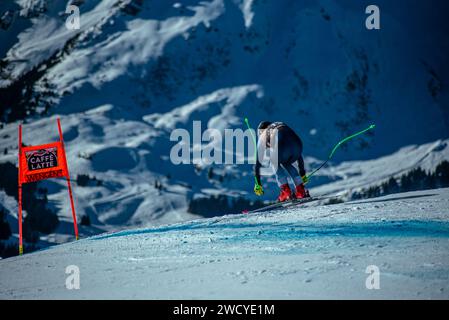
[[271, 162, 293, 202], [283, 162, 302, 187], [283, 160, 310, 199], [270, 127, 299, 201], [276, 127, 304, 186], [271, 162, 288, 186], [272, 126, 309, 199]]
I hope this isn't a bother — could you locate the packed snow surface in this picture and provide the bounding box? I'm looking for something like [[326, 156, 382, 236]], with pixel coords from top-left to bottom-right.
[[1, 188, 449, 299], [1, 0, 449, 244]]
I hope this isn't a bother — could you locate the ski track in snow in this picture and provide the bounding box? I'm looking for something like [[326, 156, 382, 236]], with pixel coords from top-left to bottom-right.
[[1, 188, 449, 299]]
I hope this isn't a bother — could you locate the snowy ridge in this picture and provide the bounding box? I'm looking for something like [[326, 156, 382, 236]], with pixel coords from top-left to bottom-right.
[[143, 84, 263, 130], [311, 139, 449, 197]]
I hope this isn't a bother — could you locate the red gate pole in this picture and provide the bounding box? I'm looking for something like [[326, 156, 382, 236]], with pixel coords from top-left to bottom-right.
[[57, 118, 79, 240], [18, 124, 23, 255]]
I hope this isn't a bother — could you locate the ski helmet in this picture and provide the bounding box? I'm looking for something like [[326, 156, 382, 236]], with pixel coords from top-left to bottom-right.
[[257, 121, 272, 131]]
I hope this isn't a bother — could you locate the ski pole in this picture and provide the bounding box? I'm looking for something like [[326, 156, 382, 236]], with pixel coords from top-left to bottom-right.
[[244, 118, 263, 191], [304, 124, 376, 183]]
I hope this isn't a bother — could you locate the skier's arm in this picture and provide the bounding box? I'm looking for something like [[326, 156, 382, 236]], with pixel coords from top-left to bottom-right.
[[253, 140, 264, 196], [254, 159, 264, 196], [254, 137, 264, 186], [254, 156, 262, 186]]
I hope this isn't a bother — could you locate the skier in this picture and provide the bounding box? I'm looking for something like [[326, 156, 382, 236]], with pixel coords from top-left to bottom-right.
[[254, 121, 310, 202]]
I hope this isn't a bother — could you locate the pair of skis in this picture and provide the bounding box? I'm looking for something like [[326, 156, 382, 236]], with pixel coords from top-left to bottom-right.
[[244, 196, 324, 214]]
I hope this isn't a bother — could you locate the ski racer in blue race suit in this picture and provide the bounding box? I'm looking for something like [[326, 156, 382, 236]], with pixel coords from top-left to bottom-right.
[[254, 121, 310, 202]]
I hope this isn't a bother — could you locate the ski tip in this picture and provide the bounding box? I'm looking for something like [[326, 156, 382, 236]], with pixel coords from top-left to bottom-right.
[[369, 124, 376, 129], [242, 210, 249, 214]]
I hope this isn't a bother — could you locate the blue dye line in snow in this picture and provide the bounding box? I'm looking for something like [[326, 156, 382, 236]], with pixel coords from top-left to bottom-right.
[[91, 220, 449, 241]]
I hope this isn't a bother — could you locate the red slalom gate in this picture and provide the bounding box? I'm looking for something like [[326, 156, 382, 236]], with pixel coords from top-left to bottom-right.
[[18, 118, 78, 255]]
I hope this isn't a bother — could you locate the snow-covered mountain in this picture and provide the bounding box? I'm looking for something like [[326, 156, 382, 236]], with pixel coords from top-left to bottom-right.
[[1, 188, 449, 299], [1, 0, 448, 245], [2, 0, 448, 155]]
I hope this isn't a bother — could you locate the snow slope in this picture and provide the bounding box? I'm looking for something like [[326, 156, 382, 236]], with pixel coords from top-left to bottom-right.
[[1, 188, 449, 299], [1, 0, 449, 246]]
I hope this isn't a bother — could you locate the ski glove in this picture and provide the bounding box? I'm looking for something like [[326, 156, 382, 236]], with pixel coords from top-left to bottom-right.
[[254, 184, 264, 196], [301, 175, 309, 184]]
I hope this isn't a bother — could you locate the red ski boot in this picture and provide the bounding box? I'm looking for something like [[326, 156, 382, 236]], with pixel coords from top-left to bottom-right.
[[277, 184, 293, 202], [295, 183, 310, 199]]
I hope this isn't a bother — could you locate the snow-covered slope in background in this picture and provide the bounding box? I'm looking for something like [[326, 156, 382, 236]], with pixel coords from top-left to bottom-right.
[[1, 188, 449, 299], [310, 139, 449, 197], [2, 0, 447, 157], [1, 0, 448, 243]]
